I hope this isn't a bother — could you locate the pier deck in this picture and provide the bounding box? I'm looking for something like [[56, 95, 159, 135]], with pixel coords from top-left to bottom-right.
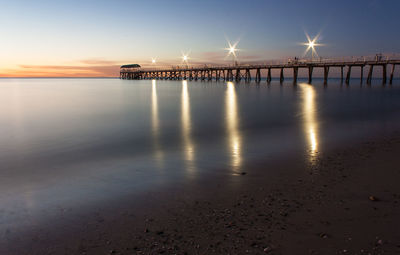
[[120, 57, 400, 85]]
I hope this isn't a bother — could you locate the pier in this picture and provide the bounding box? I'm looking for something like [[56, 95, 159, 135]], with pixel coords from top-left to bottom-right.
[[120, 56, 400, 85]]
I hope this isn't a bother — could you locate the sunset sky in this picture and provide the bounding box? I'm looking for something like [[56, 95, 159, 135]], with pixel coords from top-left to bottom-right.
[[1, 0, 399, 77]]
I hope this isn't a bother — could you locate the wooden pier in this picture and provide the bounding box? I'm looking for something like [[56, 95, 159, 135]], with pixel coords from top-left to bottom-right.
[[120, 57, 400, 85]]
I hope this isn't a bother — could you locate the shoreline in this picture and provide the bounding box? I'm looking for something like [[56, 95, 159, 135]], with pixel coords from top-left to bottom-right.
[[2, 131, 400, 254]]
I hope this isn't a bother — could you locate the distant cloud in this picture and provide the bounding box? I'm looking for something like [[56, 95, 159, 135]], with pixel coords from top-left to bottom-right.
[[79, 59, 121, 65]]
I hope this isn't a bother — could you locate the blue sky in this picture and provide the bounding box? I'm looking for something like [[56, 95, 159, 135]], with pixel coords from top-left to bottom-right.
[[0, 0, 399, 76]]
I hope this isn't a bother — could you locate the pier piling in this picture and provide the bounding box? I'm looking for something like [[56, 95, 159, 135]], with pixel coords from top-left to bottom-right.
[[293, 67, 298, 84], [340, 66, 344, 83], [390, 64, 395, 84], [346, 66, 352, 84], [279, 68, 284, 83], [367, 65, 374, 84], [323, 66, 329, 85], [267, 68, 271, 83], [308, 66, 313, 84], [255, 68, 261, 83], [382, 64, 387, 84]]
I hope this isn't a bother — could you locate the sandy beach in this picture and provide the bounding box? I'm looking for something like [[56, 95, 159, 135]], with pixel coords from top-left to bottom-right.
[[1, 130, 399, 255]]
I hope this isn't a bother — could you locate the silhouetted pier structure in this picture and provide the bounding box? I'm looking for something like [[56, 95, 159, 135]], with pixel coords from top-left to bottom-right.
[[120, 56, 400, 85]]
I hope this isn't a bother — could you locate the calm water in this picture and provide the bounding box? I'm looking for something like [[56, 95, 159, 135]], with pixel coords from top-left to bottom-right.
[[0, 78, 400, 227]]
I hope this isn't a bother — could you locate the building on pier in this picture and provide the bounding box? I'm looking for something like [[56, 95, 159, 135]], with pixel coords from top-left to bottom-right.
[[120, 64, 141, 79]]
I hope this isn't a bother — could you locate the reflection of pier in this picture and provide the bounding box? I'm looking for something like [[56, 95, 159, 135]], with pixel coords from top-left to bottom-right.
[[120, 57, 400, 85]]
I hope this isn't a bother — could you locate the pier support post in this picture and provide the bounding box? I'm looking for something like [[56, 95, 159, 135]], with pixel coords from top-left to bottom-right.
[[390, 64, 395, 84], [308, 66, 313, 84], [382, 64, 387, 84], [360, 66, 364, 83], [255, 69, 261, 82], [340, 66, 344, 83], [227, 69, 233, 81], [236, 69, 241, 82], [346, 66, 352, 84], [267, 68, 272, 83], [293, 67, 298, 85], [280, 68, 284, 83], [323, 66, 329, 85], [245, 69, 251, 82], [367, 65, 374, 84]]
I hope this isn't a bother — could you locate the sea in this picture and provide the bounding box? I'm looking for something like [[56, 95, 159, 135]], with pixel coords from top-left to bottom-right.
[[0, 77, 399, 229]]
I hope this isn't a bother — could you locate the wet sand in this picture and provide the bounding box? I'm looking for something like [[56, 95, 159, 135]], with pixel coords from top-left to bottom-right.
[[2, 131, 400, 255]]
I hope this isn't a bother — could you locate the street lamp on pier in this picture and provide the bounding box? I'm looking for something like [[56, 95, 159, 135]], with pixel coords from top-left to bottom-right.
[[303, 33, 322, 61]]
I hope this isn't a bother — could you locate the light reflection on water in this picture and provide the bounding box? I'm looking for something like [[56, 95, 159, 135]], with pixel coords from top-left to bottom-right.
[[151, 79, 164, 165], [226, 82, 242, 173], [0, 78, 399, 223], [299, 83, 319, 163], [181, 80, 196, 173]]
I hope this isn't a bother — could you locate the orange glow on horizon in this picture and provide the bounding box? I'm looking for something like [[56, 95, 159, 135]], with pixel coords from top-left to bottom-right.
[[0, 65, 121, 78]]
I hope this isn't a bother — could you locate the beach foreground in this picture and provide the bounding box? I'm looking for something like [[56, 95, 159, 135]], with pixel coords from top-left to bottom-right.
[[2, 131, 400, 255]]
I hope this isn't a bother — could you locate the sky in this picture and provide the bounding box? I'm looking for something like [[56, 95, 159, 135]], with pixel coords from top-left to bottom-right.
[[0, 0, 399, 77]]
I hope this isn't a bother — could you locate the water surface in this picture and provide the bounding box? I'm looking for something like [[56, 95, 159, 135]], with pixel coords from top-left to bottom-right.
[[0, 78, 399, 228]]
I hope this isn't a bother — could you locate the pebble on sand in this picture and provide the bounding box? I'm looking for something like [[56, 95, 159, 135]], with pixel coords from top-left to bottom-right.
[[369, 196, 379, 201]]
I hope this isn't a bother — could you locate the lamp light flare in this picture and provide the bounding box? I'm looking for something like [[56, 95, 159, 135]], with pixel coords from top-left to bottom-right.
[[302, 32, 323, 60], [225, 39, 240, 65], [181, 51, 190, 64], [225, 41, 239, 58]]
